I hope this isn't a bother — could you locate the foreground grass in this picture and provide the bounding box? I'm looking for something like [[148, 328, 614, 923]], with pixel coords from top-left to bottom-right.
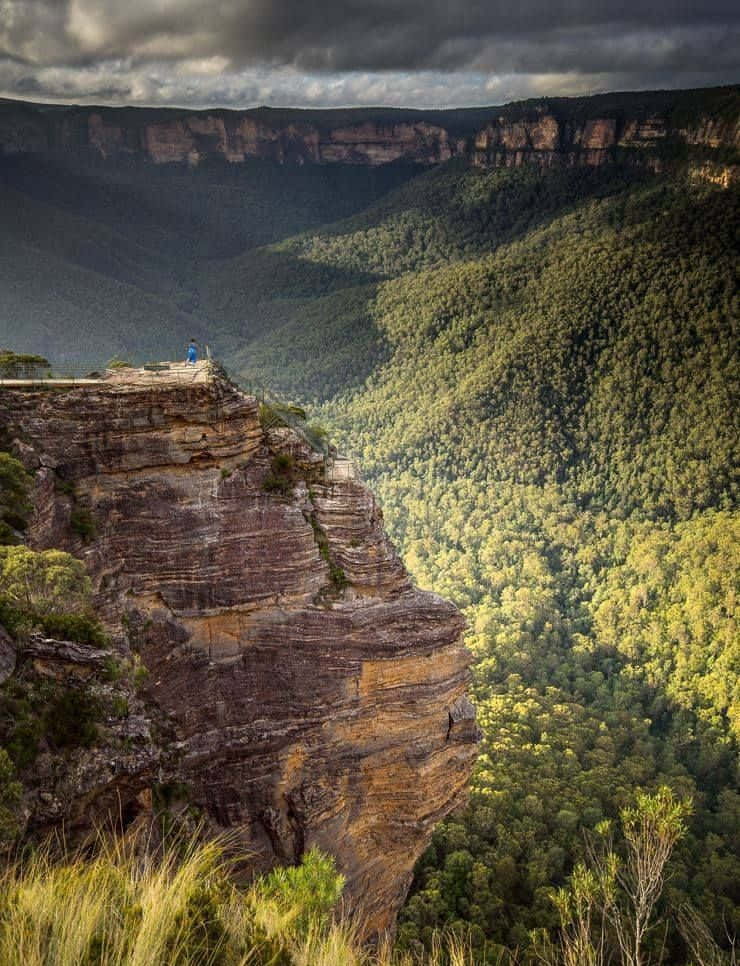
[[0, 836, 482, 966]]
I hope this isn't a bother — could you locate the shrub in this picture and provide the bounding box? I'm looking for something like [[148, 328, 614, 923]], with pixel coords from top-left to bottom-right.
[[305, 423, 330, 454], [262, 453, 296, 497], [273, 453, 295, 474], [70, 506, 97, 541], [0, 671, 104, 769], [0, 600, 105, 646], [38, 611, 105, 646], [0, 749, 21, 847], [44, 687, 100, 750], [328, 562, 348, 591], [260, 847, 345, 935], [0, 834, 480, 964], [258, 401, 307, 431], [0, 453, 32, 543], [0, 350, 49, 378], [0, 676, 41, 768], [0, 545, 105, 647], [258, 401, 329, 455], [0, 546, 92, 615], [262, 474, 292, 496], [308, 515, 348, 594]]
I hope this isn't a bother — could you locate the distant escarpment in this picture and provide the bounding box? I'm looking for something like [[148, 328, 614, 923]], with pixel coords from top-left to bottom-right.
[[1, 86, 738, 172], [0, 366, 477, 936]]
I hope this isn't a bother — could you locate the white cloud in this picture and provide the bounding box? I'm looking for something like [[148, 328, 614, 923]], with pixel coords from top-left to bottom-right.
[[174, 55, 230, 76]]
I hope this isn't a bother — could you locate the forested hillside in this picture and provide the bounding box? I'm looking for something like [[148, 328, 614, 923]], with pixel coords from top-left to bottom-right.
[[220, 163, 739, 961]]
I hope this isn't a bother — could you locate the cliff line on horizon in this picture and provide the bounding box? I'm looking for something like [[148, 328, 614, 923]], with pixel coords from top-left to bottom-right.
[[1, 86, 738, 172]]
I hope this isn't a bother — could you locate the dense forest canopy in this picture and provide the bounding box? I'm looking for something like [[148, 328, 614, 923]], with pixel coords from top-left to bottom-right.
[[221, 162, 739, 961]]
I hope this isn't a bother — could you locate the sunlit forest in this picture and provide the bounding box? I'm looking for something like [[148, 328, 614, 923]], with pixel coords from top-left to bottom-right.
[[222, 163, 739, 961]]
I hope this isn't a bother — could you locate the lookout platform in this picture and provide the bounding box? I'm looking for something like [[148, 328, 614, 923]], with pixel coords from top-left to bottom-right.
[[0, 360, 213, 387], [0, 358, 362, 480]]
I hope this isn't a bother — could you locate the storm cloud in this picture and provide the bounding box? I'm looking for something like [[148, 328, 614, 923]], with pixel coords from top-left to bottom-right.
[[0, 0, 738, 107]]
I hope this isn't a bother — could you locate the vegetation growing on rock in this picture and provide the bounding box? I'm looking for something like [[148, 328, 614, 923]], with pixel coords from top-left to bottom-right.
[[0, 545, 105, 644], [0, 452, 31, 545]]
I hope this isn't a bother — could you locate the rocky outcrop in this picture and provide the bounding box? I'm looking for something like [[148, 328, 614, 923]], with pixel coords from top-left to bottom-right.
[[0, 365, 477, 936], [4, 630, 160, 836], [1, 88, 738, 171]]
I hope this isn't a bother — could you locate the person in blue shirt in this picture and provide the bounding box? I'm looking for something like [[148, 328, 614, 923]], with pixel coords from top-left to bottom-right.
[[186, 339, 198, 365]]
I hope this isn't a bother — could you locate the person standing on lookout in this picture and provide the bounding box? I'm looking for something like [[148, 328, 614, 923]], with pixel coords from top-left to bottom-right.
[[186, 339, 198, 365]]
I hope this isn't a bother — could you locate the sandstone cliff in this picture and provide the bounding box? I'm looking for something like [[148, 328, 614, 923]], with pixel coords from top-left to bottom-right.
[[0, 365, 477, 935], [1, 87, 737, 171]]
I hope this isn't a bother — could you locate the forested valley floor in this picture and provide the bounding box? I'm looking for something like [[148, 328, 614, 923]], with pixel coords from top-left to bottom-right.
[[226, 163, 739, 961]]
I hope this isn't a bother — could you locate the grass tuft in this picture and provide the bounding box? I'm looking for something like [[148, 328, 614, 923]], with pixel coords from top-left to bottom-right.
[[0, 834, 483, 965]]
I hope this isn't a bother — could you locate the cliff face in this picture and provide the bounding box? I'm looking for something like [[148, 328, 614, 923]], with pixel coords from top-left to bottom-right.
[[1, 89, 738, 170], [0, 366, 477, 936]]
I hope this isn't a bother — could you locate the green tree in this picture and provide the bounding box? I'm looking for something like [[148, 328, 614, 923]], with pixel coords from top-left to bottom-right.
[[0, 546, 92, 615], [533, 788, 692, 966], [0, 350, 49, 378], [0, 453, 31, 545], [0, 748, 22, 847]]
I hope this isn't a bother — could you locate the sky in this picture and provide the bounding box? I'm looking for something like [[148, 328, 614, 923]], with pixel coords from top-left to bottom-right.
[[0, 0, 738, 109]]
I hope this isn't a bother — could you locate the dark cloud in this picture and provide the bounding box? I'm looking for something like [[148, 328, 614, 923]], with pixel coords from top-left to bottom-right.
[[0, 0, 737, 107], [212, 0, 740, 72], [12, 74, 42, 91]]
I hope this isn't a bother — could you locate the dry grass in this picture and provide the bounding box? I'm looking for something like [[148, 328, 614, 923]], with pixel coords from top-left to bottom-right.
[[0, 835, 487, 966], [0, 835, 230, 966]]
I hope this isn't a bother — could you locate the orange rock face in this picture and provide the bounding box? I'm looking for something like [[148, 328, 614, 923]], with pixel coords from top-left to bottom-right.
[[579, 118, 617, 150], [88, 113, 126, 159], [321, 121, 453, 164], [144, 119, 198, 164], [2, 97, 738, 172], [0, 370, 477, 936], [619, 117, 667, 147], [529, 116, 560, 151]]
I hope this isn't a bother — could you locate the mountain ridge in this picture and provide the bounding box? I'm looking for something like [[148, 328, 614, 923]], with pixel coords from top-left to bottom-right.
[[1, 85, 738, 168]]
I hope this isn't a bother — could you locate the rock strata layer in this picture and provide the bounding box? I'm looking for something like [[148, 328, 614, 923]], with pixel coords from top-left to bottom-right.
[[0, 90, 737, 171], [0, 368, 478, 935]]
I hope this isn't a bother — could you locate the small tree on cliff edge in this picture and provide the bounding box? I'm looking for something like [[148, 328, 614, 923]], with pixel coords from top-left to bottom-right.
[[532, 786, 692, 966]]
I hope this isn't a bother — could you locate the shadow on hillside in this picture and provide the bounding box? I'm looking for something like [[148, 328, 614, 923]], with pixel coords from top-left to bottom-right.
[[290, 161, 655, 275], [229, 281, 389, 403], [0, 154, 425, 260]]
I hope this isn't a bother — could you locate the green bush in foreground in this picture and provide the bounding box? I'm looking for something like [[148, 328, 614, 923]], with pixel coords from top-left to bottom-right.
[[0, 796, 720, 966], [0, 789, 716, 965]]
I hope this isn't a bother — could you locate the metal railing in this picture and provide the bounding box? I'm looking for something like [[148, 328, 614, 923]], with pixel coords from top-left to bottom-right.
[[0, 362, 107, 382], [0, 360, 211, 385], [0, 355, 363, 481]]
